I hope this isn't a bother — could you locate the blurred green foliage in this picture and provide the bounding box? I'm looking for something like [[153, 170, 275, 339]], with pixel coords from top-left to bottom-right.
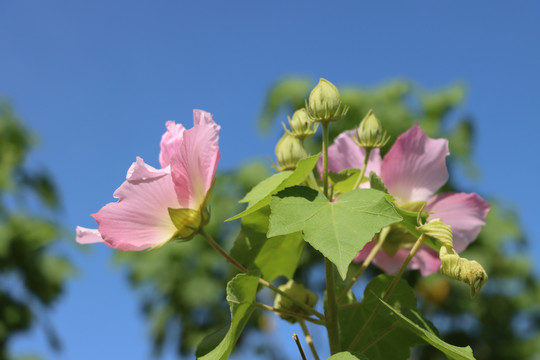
[[0, 102, 74, 360], [117, 77, 540, 359]]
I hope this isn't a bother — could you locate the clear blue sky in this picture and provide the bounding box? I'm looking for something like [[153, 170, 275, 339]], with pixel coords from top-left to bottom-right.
[[1, 1, 539, 359]]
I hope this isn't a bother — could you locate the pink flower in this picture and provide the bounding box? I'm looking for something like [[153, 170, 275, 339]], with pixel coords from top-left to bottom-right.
[[76, 110, 220, 251], [328, 124, 490, 276]]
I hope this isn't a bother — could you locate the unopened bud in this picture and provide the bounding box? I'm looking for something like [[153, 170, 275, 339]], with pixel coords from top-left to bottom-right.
[[354, 110, 390, 150], [275, 133, 308, 171], [273, 280, 318, 323], [306, 78, 347, 123], [283, 108, 318, 140]]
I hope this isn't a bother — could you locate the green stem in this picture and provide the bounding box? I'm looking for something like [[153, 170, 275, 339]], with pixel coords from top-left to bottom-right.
[[200, 228, 248, 273], [322, 122, 330, 199], [325, 258, 340, 354], [352, 148, 371, 190], [200, 228, 325, 320], [300, 320, 321, 360], [347, 234, 426, 351], [321, 121, 340, 353], [337, 226, 388, 303], [258, 278, 325, 320], [255, 303, 325, 325]]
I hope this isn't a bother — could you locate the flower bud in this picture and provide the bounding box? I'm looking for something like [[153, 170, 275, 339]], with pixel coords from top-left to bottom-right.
[[354, 109, 390, 150], [306, 78, 347, 123], [275, 133, 308, 171], [273, 280, 318, 323], [283, 108, 318, 140]]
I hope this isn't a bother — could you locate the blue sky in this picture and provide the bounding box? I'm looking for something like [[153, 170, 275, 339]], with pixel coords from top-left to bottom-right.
[[1, 1, 539, 359]]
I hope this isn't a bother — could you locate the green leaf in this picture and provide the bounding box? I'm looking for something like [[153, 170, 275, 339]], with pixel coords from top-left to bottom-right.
[[196, 273, 259, 360], [268, 187, 402, 279], [379, 299, 476, 360], [230, 207, 304, 281], [368, 171, 388, 194], [339, 275, 420, 359], [327, 351, 370, 360], [329, 169, 367, 195], [226, 154, 320, 221]]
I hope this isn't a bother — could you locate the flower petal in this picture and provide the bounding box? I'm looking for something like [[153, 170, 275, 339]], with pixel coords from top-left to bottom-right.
[[354, 241, 440, 276], [171, 110, 220, 209], [323, 130, 382, 187], [381, 124, 449, 203], [76, 226, 104, 245], [159, 121, 185, 168], [426, 192, 490, 253], [92, 157, 180, 251]]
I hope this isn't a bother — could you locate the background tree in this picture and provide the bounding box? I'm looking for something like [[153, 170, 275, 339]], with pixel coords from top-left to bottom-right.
[[0, 102, 74, 360], [117, 77, 540, 359]]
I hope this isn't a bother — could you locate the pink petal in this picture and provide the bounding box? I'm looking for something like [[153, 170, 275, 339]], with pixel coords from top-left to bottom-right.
[[426, 192, 490, 253], [159, 121, 185, 168], [381, 124, 449, 204], [171, 110, 220, 209], [92, 157, 180, 251], [322, 130, 382, 187], [76, 226, 104, 245], [354, 240, 440, 276]]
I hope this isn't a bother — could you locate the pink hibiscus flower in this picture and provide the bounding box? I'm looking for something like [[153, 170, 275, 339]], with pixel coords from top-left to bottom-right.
[[327, 123, 490, 276], [76, 109, 220, 251]]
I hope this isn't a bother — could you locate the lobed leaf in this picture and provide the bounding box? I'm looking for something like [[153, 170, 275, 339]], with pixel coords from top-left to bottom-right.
[[268, 187, 402, 279], [226, 154, 320, 221]]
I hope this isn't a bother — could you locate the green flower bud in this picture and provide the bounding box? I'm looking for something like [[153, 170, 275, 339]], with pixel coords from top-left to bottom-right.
[[354, 109, 390, 150], [283, 108, 318, 140], [306, 78, 347, 123], [273, 280, 318, 323], [274, 133, 308, 171]]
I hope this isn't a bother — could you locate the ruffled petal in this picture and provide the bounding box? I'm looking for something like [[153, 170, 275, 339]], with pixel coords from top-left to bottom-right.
[[171, 110, 220, 209], [381, 124, 449, 204], [159, 121, 185, 168], [426, 192, 490, 253], [92, 158, 180, 251], [322, 130, 382, 188], [76, 226, 104, 245]]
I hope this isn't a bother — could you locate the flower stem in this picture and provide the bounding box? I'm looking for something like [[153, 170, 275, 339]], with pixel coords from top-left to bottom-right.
[[347, 234, 426, 351], [321, 121, 340, 353], [352, 148, 371, 190], [337, 227, 389, 303], [258, 278, 325, 320], [200, 228, 325, 320], [255, 303, 325, 325], [322, 122, 330, 199], [300, 320, 320, 360], [200, 228, 248, 273], [325, 258, 340, 354]]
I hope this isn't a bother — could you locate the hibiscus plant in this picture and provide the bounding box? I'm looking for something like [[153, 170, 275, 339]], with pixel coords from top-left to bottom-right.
[[77, 79, 491, 360]]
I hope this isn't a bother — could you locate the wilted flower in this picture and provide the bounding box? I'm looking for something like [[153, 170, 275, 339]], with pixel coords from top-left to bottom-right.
[[76, 110, 220, 251]]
